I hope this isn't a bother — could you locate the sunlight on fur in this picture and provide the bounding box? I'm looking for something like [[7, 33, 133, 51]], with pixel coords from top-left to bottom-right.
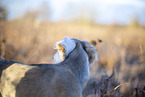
[[53, 37, 76, 64]]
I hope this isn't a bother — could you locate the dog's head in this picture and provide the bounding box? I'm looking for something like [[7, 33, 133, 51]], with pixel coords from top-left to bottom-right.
[[53, 37, 98, 66], [79, 40, 98, 66]]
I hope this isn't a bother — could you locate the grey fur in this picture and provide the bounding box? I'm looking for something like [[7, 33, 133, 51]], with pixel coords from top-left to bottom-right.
[[0, 39, 97, 97]]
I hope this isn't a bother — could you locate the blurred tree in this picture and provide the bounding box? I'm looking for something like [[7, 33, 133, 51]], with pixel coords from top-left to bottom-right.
[[0, 6, 7, 20], [22, 1, 50, 22], [128, 15, 140, 27], [0, 5, 7, 59], [38, 1, 51, 21]]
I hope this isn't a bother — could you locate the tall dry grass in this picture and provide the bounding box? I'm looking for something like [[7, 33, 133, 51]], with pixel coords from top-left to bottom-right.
[[0, 19, 145, 97]]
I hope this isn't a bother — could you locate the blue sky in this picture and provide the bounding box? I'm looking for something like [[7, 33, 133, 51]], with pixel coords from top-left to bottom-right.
[[1, 0, 145, 25]]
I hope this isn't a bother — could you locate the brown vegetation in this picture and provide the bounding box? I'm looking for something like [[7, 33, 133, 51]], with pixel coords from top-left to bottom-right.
[[0, 19, 145, 97]]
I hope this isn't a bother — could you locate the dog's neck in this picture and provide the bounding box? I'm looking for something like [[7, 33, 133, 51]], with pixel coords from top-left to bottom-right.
[[62, 42, 90, 90]]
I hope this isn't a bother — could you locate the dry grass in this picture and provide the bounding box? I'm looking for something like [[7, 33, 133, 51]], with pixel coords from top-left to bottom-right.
[[1, 19, 145, 97]]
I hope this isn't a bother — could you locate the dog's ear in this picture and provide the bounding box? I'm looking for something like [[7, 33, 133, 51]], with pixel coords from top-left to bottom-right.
[[90, 39, 102, 46], [90, 40, 97, 46], [81, 41, 98, 66]]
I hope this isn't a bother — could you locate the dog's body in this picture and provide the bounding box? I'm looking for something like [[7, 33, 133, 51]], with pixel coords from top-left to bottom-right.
[[0, 38, 97, 97]]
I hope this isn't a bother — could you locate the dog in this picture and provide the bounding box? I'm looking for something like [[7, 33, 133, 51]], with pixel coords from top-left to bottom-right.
[[0, 37, 98, 97]]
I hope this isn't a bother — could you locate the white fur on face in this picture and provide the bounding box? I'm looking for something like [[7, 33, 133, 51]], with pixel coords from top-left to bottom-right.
[[53, 37, 76, 64]]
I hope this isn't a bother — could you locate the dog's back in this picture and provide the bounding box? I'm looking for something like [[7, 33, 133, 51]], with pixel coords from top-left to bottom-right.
[[15, 41, 88, 97]]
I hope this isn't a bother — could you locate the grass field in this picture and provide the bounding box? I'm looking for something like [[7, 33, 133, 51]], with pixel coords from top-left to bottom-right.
[[0, 19, 145, 97]]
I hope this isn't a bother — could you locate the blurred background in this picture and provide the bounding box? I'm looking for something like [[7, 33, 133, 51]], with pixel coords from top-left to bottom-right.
[[0, 0, 145, 97]]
